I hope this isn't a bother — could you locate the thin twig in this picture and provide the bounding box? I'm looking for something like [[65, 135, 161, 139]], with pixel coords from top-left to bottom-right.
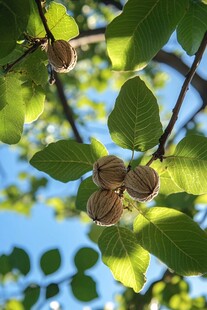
[[147, 31, 207, 165], [54, 72, 83, 143], [35, 0, 55, 42], [4, 42, 41, 73]]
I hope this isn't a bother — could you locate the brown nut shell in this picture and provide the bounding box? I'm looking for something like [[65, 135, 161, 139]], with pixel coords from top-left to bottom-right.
[[125, 165, 160, 202], [46, 40, 77, 73], [87, 189, 123, 226], [92, 155, 127, 190]]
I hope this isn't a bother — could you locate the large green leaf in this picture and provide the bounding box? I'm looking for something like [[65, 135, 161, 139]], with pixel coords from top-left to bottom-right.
[[76, 177, 98, 211], [108, 77, 162, 152], [177, 1, 207, 55], [70, 272, 98, 302], [98, 226, 149, 292], [46, 283, 59, 299], [40, 249, 61, 275], [0, 0, 30, 58], [22, 82, 45, 123], [0, 74, 25, 144], [134, 207, 207, 276], [106, 0, 189, 71], [166, 135, 207, 195], [30, 138, 108, 182], [37, 2, 79, 40]]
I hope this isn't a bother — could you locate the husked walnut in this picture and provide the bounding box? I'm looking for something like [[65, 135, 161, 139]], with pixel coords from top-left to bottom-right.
[[87, 189, 123, 226], [46, 40, 77, 73], [92, 155, 127, 190], [124, 165, 160, 202]]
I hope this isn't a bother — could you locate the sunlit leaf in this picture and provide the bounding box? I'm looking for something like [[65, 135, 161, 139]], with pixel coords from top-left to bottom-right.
[[38, 2, 79, 40], [106, 0, 189, 70], [98, 226, 149, 292], [0, 73, 25, 144], [134, 207, 207, 276], [166, 135, 207, 194], [108, 77, 162, 152], [22, 82, 45, 123], [30, 138, 108, 183], [177, 1, 207, 55]]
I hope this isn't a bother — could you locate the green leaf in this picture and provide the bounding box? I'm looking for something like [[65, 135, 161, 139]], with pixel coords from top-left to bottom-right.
[[20, 48, 48, 86], [38, 2, 79, 40], [98, 226, 149, 292], [0, 255, 11, 276], [108, 77, 162, 152], [0, 0, 30, 58], [177, 1, 207, 55], [0, 74, 25, 144], [71, 272, 98, 301], [30, 138, 108, 183], [27, 0, 44, 36], [23, 285, 40, 310], [46, 283, 59, 299], [134, 207, 207, 276], [106, 0, 189, 71], [166, 135, 207, 195], [74, 247, 99, 271], [22, 82, 45, 123], [9, 247, 30, 275], [40, 249, 61, 275], [76, 177, 98, 211]]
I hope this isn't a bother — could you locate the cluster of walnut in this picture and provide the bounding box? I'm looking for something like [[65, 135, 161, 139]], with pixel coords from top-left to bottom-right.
[[87, 155, 160, 226]]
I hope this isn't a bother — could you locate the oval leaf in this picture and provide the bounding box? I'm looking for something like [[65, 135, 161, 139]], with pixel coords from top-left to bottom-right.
[[108, 77, 162, 152], [71, 273, 98, 302], [74, 247, 99, 271], [166, 135, 207, 195], [10, 247, 30, 276], [23, 284, 40, 310], [177, 1, 207, 55], [98, 226, 150, 293], [40, 249, 61, 275], [134, 207, 207, 276], [37, 2, 79, 40], [46, 283, 60, 299], [30, 138, 108, 183], [106, 0, 189, 71]]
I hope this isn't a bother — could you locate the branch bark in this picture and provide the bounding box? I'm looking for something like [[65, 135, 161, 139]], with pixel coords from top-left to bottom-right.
[[54, 72, 83, 143]]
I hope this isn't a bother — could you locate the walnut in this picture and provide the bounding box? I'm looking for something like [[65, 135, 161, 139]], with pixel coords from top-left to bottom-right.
[[92, 155, 127, 190], [87, 189, 123, 226], [46, 39, 77, 73], [124, 165, 160, 202]]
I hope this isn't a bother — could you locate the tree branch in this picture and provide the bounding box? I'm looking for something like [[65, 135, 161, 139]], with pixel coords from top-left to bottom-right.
[[35, 0, 55, 42], [54, 72, 83, 143], [148, 31, 207, 163]]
